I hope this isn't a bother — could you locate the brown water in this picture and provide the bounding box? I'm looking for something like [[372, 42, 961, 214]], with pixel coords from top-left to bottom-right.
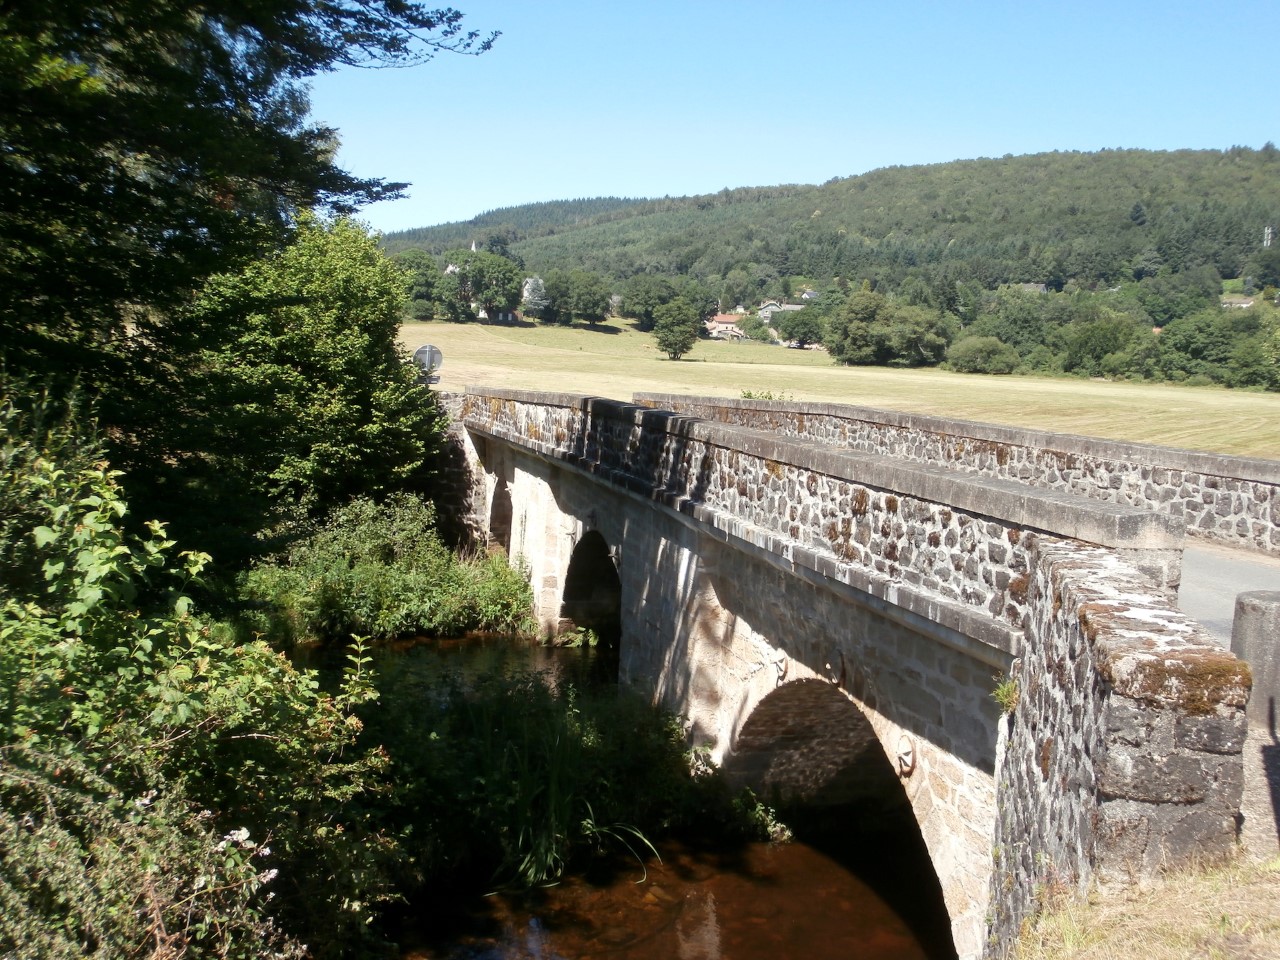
[[397, 837, 946, 960], [385, 637, 954, 960]]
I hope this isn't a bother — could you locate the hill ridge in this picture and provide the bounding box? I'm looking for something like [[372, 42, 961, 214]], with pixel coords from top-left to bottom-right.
[[381, 146, 1280, 298]]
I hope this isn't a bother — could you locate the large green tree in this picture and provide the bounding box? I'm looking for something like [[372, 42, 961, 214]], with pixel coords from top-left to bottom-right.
[[778, 307, 825, 348], [395, 247, 450, 320], [0, 1, 494, 388], [824, 289, 957, 366], [135, 217, 448, 563], [543, 269, 612, 324], [1, 0, 495, 567], [652, 298, 702, 360], [1248, 244, 1280, 289], [621, 274, 677, 330], [440, 247, 525, 321]]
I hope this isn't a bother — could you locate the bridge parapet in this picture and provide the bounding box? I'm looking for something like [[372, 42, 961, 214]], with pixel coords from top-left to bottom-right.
[[636, 393, 1280, 556], [462, 387, 1182, 663], [991, 539, 1251, 946]]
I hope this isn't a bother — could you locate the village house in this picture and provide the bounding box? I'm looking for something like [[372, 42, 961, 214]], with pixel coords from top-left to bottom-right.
[[705, 314, 747, 339]]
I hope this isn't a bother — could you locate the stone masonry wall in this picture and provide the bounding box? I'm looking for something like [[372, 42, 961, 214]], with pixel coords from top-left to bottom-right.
[[461, 388, 1250, 958], [988, 540, 1250, 951], [433, 392, 489, 550], [460, 389, 1182, 658], [469, 402, 1007, 958], [636, 394, 1280, 556]]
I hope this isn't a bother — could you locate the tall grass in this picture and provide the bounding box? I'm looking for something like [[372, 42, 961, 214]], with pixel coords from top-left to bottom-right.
[[1013, 857, 1280, 960], [360, 658, 772, 895], [237, 493, 534, 647]]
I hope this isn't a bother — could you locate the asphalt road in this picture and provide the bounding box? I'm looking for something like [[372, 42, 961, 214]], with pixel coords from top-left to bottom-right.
[[1178, 542, 1280, 644]]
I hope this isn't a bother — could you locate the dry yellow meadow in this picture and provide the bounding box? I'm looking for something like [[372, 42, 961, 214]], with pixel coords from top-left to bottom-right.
[[401, 319, 1280, 459]]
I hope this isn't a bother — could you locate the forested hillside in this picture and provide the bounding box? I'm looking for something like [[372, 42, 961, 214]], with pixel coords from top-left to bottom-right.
[[382, 196, 650, 255], [386, 148, 1280, 390], [384, 148, 1280, 298]]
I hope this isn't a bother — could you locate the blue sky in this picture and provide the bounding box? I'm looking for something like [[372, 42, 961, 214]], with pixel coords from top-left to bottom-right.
[[307, 0, 1279, 234]]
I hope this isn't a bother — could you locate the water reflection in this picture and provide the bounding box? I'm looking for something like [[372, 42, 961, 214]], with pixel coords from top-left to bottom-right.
[[378, 634, 606, 692], [400, 838, 941, 960], [384, 636, 953, 960]]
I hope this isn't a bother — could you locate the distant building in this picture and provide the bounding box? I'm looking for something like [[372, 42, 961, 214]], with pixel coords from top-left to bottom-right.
[[706, 314, 747, 339], [757, 301, 804, 321]]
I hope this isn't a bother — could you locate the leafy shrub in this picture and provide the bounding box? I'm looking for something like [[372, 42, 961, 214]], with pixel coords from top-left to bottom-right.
[[0, 384, 102, 599], [736, 314, 775, 342], [0, 397, 399, 958], [0, 745, 299, 960], [239, 494, 534, 646], [946, 335, 1022, 374]]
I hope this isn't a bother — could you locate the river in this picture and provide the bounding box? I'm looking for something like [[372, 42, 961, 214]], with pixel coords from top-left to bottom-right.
[[379, 637, 957, 960]]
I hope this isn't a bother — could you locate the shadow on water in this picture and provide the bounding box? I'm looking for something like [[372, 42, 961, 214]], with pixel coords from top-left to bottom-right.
[[782, 801, 957, 960], [378, 636, 955, 960], [395, 828, 953, 960]]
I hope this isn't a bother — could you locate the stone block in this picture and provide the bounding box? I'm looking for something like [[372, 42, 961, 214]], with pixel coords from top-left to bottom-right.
[[1231, 591, 1280, 730], [1175, 709, 1249, 753], [1098, 747, 1241, 804]]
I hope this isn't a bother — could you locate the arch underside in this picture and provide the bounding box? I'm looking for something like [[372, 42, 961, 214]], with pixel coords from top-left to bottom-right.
[[724, 678, 911, 821], [560, 530, 622, 646]]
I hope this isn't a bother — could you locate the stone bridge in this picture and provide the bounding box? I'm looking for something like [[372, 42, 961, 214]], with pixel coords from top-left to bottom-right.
[[445, 388, 1261, 960]]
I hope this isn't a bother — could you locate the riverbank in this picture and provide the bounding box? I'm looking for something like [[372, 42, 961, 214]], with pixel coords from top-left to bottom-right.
[[1012, 854, 1280, 959]]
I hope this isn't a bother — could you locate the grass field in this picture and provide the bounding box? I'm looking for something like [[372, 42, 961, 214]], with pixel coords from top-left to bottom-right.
[[401, 318, 1280, 459]]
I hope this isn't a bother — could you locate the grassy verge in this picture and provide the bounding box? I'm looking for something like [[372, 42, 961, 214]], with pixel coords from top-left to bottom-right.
[[400, 318, 1280, 458], [1013, 857, 1280, 959]]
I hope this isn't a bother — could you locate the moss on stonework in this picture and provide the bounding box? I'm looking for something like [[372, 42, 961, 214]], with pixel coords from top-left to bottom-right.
[[1075, 590, 1251, 715], [1118, 654, 1251, 716], [1076, 601, 1123, 643]]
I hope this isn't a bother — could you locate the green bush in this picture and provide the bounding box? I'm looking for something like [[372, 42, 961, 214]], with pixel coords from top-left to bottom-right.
[[0, 745, 299, 960], [0, 394, 399, 958], [239, 494, 534, 646], [946, 335, 1022, 374], [0, 385, 102, 600]]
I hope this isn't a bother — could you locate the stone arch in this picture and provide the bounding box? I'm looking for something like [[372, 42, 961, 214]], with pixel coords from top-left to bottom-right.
[[488, 475, 513, 553], [723, 678, 909, 816], [559, 530, 622, 653], [722, 678, 954, 958]]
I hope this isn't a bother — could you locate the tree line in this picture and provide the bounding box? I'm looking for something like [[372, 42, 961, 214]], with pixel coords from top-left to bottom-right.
[[391, 149, 1280, 384], [396, 239, 1279, 387], [773, 276, 1278, 389], [395, 242, 721, 358]]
